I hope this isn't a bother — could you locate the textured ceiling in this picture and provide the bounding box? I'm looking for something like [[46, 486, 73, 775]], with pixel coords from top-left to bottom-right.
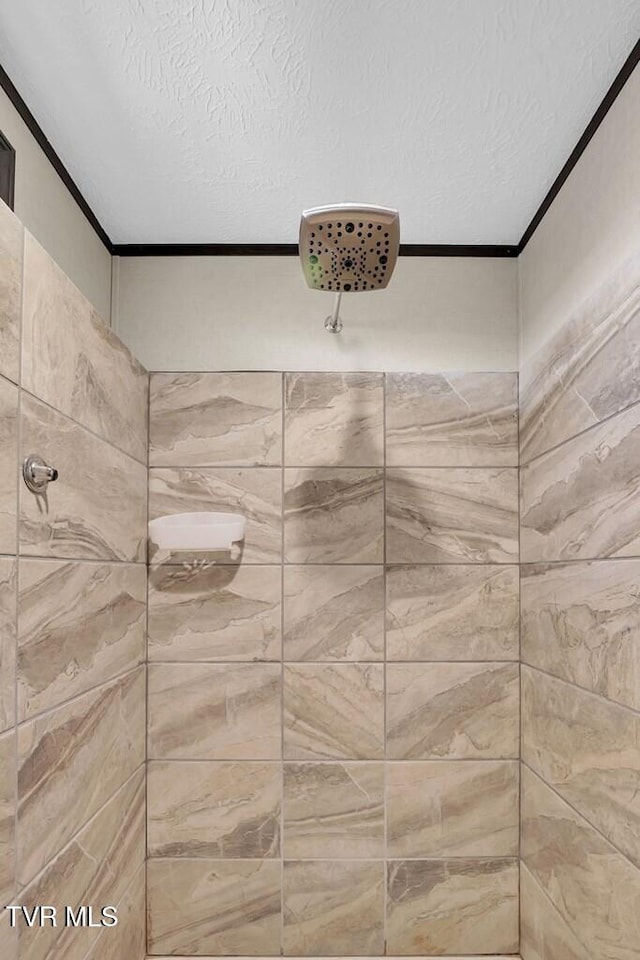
[[0, 0, 638, 244]]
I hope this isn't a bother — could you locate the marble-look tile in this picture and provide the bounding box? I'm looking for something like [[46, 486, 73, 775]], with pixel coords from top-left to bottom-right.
[[17, 667, 145, 884], [387, 662, 519, 759], [20, 394, 147, 562], [0, 557, 16, 732], [283, 859, 384, 956], [148, 564, 281, 662], [387, 760, 519, 857], [148, 760, 280, 858], [150, 372, 282, 467], [147, 859, 281, 955], [521, 401, 640, 562], [522, 666, 640, 868], [520, 862, 589, 960], [522, 560, 640, 711], [22, 233, 148, 462], [18, 770, 144, 960], [386, 372, 518, 466], [386, 467, 518, 563], [283, 565, 384, 661], [149, 467, 282, 563], [18, 560, 146, 720], [283, 762, 384, 858], [148, 662, 281, 760], [284, 468, 383, 563], [284, 663, 384, 759], [520, 254, 640, 464], [521, 764, 640, 960], [386, 857, 519, 955], [284, 372, 383, 466], [0, 728, 16, 951], [0, 376, 17, 554], [0, 201, 22, 385], [386, 564, 519, 660], [83, 864, 145, 960]]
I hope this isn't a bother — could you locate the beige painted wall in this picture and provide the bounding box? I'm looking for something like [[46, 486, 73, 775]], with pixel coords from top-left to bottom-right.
[[113, 255, 518, 372], [0, 86, 112, 320], [518, 63, 640, 362]]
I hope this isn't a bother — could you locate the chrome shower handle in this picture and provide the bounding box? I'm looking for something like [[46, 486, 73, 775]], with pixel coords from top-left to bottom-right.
[[23, 454, 59, 494]]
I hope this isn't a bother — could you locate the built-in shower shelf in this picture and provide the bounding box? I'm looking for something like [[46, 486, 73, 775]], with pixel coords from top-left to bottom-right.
[[148, 512, 246, 552]]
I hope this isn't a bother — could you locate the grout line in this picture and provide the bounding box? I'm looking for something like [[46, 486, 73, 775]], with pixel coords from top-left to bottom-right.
[[17, 762, 145, 893], [16, 662, 143, 727], [521, 662, 640, 719], [145, 366, 151, 956], [519, 393, 640, 469], [145, 757, 521, 765], [516, 366, 522, 953], [145, 855, 520, 864], [519, 861, 596, 960], [145, 657, 520, 666], [280, 371, 285, 956], [11, 224, 25, 924], [19, 383, 148, 468], [382, 372, 388, 955], [520, 761, 640, 873]]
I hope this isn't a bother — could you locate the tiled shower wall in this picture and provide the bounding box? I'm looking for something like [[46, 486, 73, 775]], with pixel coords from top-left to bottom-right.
[[519, 253, 640, 958], [0, 200, 148, 960], [146, 370, 520, 957]]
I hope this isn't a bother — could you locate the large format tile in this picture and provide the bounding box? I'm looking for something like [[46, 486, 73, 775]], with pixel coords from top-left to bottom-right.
[[0, 557, 16, 732], [284, 468, 383, 563], [521, 560, 640, 711], [0, 201, 22, 385], [283, 762, 384, 858], [148, 663, 281, 760], [20, 394, 147, 561], [522, 666, 640, 868], [22, 233, 148, 461], [83, 864, 145, 960], [386, 564, 519, 661], [150, 372, 282, 466], [386, 858, 519, 955], [386, 467, 518, 563], [148, 564, 281, 662], [148, 761, 280, 858], [387, 662, 519, 759], [18, 770, 144, 960], [0, 376, 17, 554], [17, 667, 145, 884], [283, 859, 384, 956], [18, 560, 146, 720], [149, 467, 282, 563], [283, 565, 384, 661], [386, 372, 518, 466], [520, 254, 640, 464], [521, 401, 640, 562], [284, 372, 383, 466], [521, 765, 640, 960], [147, 859, 281, 956], [0, 728, 16, 953], [284, 663, 384, 759], [520, 862, 589, 960], [387, 760, 519, 857]]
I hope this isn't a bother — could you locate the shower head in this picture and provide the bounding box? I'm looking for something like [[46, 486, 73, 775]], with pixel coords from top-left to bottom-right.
[[299, 203, 400, 293]]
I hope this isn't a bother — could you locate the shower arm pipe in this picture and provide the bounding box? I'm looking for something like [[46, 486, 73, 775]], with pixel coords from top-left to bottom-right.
[[325, 291, 343, 333]]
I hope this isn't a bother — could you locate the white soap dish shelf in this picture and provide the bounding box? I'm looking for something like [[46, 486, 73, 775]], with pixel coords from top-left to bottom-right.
[[148, 512, 246, 552]]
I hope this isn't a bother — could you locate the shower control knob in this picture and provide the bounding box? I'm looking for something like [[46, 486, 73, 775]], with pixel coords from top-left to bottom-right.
[[23, 454, 59, 494]]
